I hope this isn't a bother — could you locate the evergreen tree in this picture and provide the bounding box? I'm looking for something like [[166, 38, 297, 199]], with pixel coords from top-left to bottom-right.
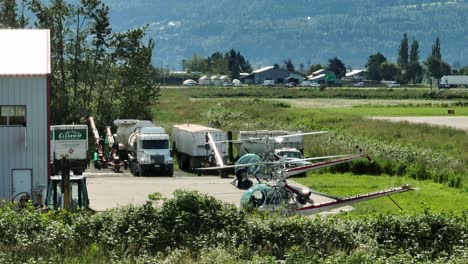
[[397, 33, 409, 68], [409, 39, 419, 64], [283, 58, 295, 72], [407, 39, 422, 85], [431, 37, 441, 59]]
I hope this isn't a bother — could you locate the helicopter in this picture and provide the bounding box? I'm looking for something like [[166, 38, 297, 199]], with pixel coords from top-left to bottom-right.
[[198, 131, 415, 215]]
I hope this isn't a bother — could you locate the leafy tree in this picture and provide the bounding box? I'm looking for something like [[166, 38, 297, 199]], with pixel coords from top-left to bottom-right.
[[0, 0, 18, 28], [30, 0, 73, 124], [185, 54, 209, 73], [380, 62, 401, 81], [29, 0, 160, 126], [208, 51, 228, 74], [112, 27, 160, 120], [283, 58, 295, 72], [407, 62, 423, 85], [424, 56, 451, 86], [425, 37, 451, 87], [365, 52, 387, 81], [327, 57, 346, 79]]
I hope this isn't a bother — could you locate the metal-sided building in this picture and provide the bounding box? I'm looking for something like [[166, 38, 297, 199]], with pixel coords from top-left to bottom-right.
[[0, 29, 51, 204]]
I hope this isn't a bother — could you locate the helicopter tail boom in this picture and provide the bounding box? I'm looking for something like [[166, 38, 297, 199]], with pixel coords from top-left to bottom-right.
[[294, 184, 414, 215]]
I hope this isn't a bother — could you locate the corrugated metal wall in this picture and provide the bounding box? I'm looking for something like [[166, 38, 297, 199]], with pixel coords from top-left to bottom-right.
[[0, 76, 48, 203]]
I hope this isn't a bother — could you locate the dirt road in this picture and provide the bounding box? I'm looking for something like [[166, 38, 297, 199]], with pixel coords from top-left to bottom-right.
[[369, 116, 468, 133]]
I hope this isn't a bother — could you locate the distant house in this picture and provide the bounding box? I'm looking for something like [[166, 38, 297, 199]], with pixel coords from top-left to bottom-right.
[[241, 66, 304, 85]]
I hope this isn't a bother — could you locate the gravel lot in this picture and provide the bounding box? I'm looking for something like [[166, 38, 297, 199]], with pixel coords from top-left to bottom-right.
[[369, 116, 468, 133]]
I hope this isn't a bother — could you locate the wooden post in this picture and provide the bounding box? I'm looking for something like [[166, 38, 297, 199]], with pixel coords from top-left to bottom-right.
[[61, 156, 71, 210]]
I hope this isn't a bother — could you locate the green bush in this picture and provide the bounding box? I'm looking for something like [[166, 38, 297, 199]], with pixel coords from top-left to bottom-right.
[[1, 192, 467, 263]]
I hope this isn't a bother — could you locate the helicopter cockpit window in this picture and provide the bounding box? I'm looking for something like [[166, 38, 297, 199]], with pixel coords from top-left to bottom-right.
[[249, 190, 266, 207]]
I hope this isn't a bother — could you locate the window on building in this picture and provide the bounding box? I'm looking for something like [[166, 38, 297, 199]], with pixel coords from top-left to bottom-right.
[[0, 106, 26, 126]]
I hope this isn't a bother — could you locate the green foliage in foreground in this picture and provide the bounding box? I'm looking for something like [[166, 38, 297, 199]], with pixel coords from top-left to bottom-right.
[[0, 191, 467, 263]]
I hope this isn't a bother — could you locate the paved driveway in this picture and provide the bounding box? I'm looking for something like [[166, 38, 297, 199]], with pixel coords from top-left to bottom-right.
[[84, 169, 347, 214]]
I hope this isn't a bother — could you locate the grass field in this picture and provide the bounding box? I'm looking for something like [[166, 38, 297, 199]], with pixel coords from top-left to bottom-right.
[[294, 172, 468, 215], [157, 87, 468, 215]]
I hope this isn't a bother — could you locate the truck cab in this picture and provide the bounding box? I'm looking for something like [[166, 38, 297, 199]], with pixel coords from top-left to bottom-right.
[[274, 148, 310, 168], [132, 131, 173, 175]]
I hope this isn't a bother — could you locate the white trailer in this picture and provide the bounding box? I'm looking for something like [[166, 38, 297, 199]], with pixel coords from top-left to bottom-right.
[[50, 125, 89, 175], [172, 124, 228, 170], [236, 130, 304, 157], [440, 75, 468, 87]]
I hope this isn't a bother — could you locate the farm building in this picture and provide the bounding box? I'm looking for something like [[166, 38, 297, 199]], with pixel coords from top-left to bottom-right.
[[210, 75, 222, 86], [241, 66, 304, 84], [0, 29, 51, 205]]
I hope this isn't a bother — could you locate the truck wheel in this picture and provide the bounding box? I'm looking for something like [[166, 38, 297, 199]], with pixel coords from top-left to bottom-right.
[[72, 170, 82, 175], [168, 165, 174, 177], [138, 167, 144, 177]]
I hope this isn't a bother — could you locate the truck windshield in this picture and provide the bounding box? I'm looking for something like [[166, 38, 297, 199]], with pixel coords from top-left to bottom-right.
[[142, 140, 169, 149]]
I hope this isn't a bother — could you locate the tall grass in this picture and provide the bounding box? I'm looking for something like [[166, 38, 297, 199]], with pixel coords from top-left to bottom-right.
[[157, 88, 467, 187]]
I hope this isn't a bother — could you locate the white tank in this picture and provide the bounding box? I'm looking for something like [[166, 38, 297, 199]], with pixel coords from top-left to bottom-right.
[[114, 119, 166, 151]]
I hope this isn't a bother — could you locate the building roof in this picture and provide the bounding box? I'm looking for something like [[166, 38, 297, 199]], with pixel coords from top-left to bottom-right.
[[307, 73, 325, 80], [345, 69, 366, 77], [252, 66, 275, 74], [0, 29, 51, 76], [312, 69, 326, 75]]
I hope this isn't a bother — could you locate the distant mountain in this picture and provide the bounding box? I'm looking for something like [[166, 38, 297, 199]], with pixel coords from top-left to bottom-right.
[[104, 0, 468, 70]]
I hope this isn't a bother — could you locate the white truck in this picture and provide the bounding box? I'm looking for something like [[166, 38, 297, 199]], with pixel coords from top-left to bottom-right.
[[50, 125, 89, 176], [114, 119, 173, 176], [172, 123, 228, 170], [236, 130, 304, 158]]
